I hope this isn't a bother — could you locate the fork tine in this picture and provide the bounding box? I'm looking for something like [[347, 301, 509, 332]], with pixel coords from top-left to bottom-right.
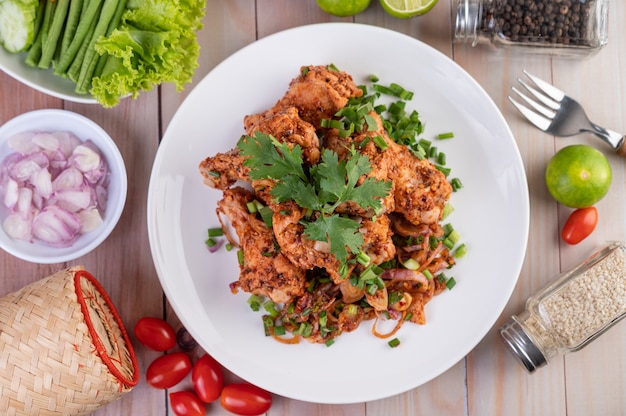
[[511, 86, 556, 119], [523, 70, 566, 102], [517, 79, 560, 111], [508, 96, 552, 131]]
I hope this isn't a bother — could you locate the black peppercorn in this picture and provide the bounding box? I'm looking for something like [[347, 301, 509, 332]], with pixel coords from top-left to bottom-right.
[[481, 0, 594, 46]]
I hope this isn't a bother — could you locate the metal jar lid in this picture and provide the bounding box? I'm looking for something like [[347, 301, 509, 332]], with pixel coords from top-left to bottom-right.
[[500, 319, 547, 373]]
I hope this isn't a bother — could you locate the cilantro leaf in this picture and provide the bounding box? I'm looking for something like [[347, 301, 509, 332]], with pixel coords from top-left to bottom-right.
[[303, 215, 364, 263], [238, 133, 306, 181], [237, 132, 391, 263], [272, 175, 321, 210]]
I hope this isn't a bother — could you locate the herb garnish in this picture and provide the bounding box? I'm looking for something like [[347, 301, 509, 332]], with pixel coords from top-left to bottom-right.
[[238, 133, 391, 263]]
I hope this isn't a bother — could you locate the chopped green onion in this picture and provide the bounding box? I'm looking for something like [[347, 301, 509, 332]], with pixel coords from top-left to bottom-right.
[[262, 315, 274, 336], [454, 243, 468, 258], [451, 177, 464, 192], [273, 325, 286, 336], [247, 294, 264, 311], [448, 230, 461, 245], [372, 135, 389, 150], [208, 227, 223, 237], [437, 151, 446, 165], [446, 277, 457, 290], [423, 269, 433, 280], [441, 203, 454, 220], [429, 235, 440, 250], [237, 249, 245, 265], [259, 206, 273, 228], [325, 338, 335, 347], [264, 301, 280, 317], [327, 63, 340, 72], [402, 258, 420, 271], [389, 291, 404, 305], [246, 201, 258, 214], [404, 312, 413, 321], [225, 243, 234, 251], [208, 170, 220, 177], [437, 132, 455, 139], [359, 266, 378, 283], [205, 238, 217, 248], [356, 250, 371, 266], [429, 146, 438, 159], [369, 74, 380, 82], [388, 337, 401, 348], [366, 283, 378, 296], [435, 165, 451, 177]]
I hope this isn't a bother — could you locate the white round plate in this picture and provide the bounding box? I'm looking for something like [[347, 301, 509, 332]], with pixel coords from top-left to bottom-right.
[[148, 23, 529, 404], [0, 47, 97, 103]]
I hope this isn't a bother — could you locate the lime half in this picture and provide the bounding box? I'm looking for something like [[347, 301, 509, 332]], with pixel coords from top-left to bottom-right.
[[380, 0, 438, 18], [316, 0, 371, 17]]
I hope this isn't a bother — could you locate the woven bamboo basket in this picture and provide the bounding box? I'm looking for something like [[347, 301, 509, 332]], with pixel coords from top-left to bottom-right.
[[0, 266, 139, 416]]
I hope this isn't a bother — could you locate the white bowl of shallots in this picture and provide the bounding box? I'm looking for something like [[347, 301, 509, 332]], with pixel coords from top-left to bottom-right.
[[0, 109, 127, 263]]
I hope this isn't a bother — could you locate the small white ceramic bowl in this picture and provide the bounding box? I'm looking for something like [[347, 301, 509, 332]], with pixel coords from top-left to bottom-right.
[[0, 109, 127, 263]]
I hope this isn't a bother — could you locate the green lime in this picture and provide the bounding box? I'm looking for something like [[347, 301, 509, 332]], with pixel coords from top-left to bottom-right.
[[316, 0, 371, 17], [545, 144, 612, 208], [379, 0, 438, 18]]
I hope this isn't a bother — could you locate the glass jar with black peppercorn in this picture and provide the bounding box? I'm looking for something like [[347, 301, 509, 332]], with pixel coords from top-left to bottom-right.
[[452, 0, 609, 57]]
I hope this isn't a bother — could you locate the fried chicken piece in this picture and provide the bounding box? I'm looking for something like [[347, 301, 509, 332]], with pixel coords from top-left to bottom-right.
[[271, 200, 344, 283], [244, 107, 321, 166], [199, 149, 249, 190], [359, 214, 396, 265], [326, 111, 451, 225], [217, 187, 306, 303], [262, 65, 363, 129], [387, 141, 452, 225]]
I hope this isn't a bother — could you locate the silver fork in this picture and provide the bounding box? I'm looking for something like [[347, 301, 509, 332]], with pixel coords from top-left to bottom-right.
[[508, 70, 626, 157]]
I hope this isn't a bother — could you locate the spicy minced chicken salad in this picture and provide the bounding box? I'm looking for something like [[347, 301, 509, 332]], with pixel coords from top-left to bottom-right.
[[198, 64, 466, 347]]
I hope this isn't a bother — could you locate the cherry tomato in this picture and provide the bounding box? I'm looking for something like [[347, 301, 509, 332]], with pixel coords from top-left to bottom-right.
[[562, 206, 598, 245], [220, 383, 272, 416], [192, 353, 224, 403], [146, 352, 192, 389], [134, 317, 177, 351], [169, 391, 205, 416]]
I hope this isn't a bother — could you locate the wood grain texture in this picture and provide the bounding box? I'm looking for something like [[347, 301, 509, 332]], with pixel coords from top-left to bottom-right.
[[1, 1, 625, 415]]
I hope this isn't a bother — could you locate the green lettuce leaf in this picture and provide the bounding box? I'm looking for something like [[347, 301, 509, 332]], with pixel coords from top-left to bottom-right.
[[91, 0, 205, 107]]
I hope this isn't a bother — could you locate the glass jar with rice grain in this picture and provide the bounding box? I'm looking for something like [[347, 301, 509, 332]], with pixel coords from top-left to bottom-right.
[[500, 241, 626, 373], [452, 0, 609, 57]]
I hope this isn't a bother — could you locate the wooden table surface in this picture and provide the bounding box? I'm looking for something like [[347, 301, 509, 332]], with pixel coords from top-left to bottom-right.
[[1, 1, 626, 415]]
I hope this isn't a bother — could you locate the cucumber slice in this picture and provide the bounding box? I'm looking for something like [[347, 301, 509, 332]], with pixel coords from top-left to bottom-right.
[[0, 0, 39, 53]]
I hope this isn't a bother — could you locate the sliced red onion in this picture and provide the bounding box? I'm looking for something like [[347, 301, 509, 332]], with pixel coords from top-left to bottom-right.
[[3, 213, 32, 240], [2, 178, 18, 209], [52, 167, 84, 191], [32, 206, 81, 247], [381, 268, 429, 286], [70, 142, 102, 174], [78, 208, 103, 233], [30, 167, 52, 199], [0, 130, 110, 247]]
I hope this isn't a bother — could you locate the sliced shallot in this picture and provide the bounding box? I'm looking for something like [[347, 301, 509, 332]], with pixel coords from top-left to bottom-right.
[[0, 130, 110, 247]]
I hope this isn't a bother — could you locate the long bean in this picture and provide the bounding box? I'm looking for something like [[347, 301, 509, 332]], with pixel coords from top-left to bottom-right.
[[38, 0, 56, 55], [54, 0, 104, 76], [67, 5, 101, 83], [24, 0, 46, 67], [94, 0, 128, 78], [76, 0, 123, 94], [38, 0, 70, 69], [60, 0, 84, 57]]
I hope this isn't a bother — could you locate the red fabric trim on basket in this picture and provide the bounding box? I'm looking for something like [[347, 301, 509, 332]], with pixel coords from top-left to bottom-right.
[[73, 270, 140, 387]]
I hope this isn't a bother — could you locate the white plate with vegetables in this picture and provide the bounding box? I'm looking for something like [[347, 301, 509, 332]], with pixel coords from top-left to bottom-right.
[[0, 0, 204, 106], [147, 23, 529, 404]]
